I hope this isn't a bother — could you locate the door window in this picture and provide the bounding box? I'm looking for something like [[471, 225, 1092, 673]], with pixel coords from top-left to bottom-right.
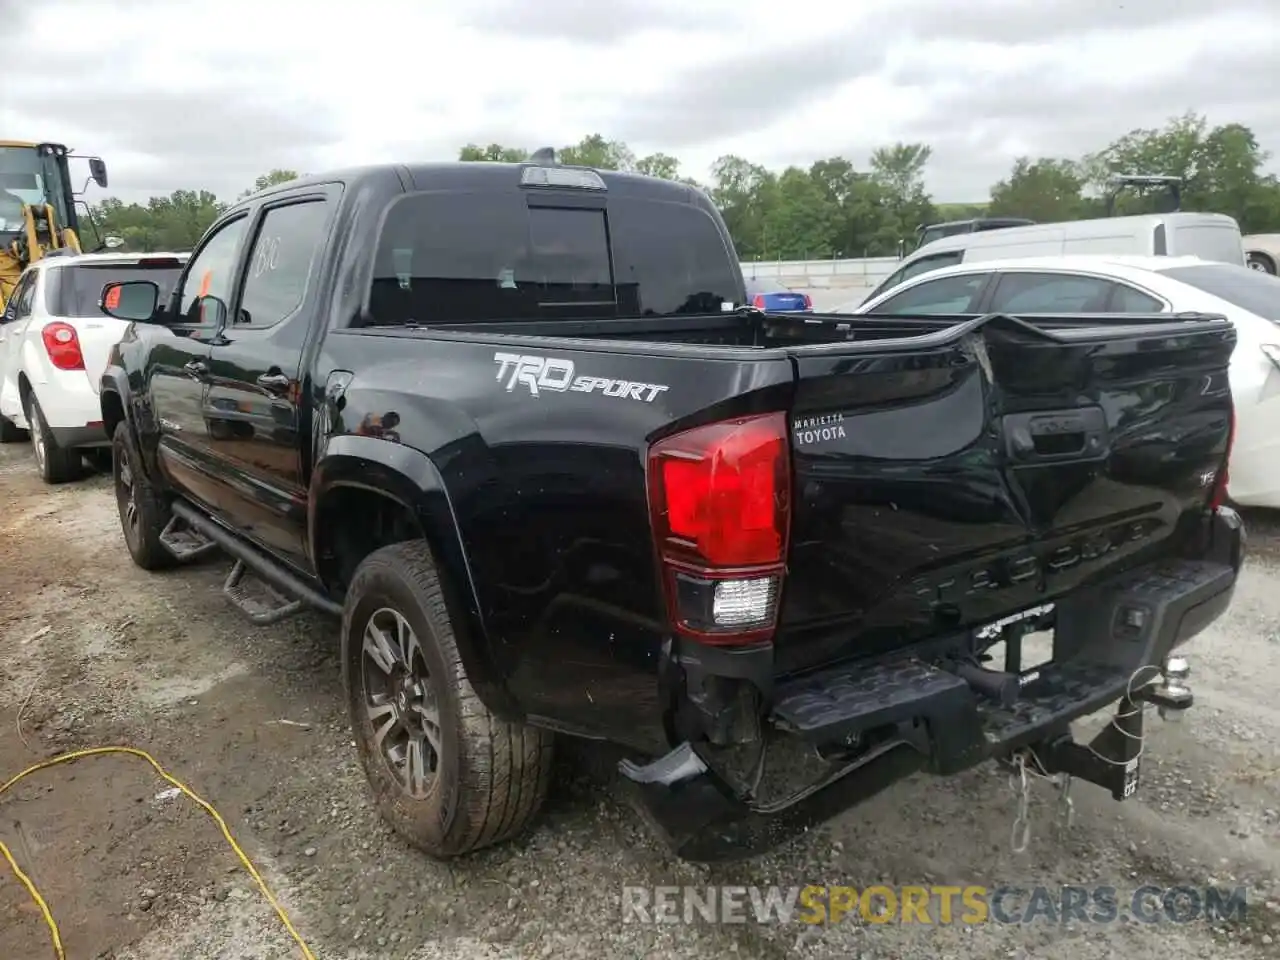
[[4, 272, 35, 321], [877, 273, 988, 314], [866, 251, 964, 302], [988, 273, 1115, 312], [236, 200, 330, 327], [177, 216, 249, 324]]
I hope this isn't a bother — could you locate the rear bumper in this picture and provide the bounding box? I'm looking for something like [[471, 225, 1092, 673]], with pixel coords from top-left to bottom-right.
[[621, 507, 1245, 862]]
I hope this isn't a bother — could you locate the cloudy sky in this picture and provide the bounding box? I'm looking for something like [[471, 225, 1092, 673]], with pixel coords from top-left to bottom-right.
[[5, 0, 1278, 205]]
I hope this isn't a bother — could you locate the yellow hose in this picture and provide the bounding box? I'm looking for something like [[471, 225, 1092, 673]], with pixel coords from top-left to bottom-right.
[[1, 746, 317, 960]]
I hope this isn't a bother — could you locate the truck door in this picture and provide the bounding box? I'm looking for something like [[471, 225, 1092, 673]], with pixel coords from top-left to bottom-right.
[[147, 214, 250, 506], [200, 189, 336, 571]]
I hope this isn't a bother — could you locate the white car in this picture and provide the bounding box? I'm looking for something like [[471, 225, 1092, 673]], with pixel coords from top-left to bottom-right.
[[0, 251, 187, 483], [1243, 234, 1279, 275], [837, 254, 1280, 510]]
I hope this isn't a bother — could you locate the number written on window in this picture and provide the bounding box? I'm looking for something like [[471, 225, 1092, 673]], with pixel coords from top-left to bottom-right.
[[237, 201, 329, 327]]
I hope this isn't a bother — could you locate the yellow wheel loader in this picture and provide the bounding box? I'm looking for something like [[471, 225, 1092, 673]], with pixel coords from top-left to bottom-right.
[[0, 140, 110, 312]]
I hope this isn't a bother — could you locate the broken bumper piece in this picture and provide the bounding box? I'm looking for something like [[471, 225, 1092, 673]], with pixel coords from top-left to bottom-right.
[[622, 509, 1243, 862], [618, 738, 925, 863]]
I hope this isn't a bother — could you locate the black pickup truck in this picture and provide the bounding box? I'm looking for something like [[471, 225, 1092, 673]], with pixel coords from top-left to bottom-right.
[[97, 155, 1245, 863]]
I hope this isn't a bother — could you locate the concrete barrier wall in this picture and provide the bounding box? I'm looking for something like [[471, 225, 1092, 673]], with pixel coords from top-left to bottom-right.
[[740, 256, 899, 289]]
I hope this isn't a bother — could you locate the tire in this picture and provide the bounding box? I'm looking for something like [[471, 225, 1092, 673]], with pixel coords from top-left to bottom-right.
[[112, 422, 178, 570], [26, 394, 82, 484], [342, 541, 554, 858], [1247, 252, 1277, 275], [0, 416, 26, 443]]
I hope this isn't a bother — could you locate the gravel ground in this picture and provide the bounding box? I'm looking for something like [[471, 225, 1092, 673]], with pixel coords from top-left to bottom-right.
[[1, 438, 1278, 960]]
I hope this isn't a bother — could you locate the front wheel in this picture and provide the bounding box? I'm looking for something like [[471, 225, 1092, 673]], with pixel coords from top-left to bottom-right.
[[342, 541, 554, 858], [112, 422, 178, 570]]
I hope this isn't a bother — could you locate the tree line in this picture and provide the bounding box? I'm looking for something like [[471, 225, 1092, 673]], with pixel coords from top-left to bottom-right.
[[85, 112, 1280, 262]]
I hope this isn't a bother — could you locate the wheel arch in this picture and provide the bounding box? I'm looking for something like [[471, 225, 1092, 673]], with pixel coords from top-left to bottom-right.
[[310, 435, 517, 718], [1246, 249, 1277, 274]]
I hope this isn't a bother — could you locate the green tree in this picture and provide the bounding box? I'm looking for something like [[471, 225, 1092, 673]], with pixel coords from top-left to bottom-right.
[[78, 123, 1280, 264], [988, 158, 1097, 222], [239, 168, 301, 199], [1085, 112, 1279, 229], [458, 143, 530, 162], [868, 143, 936, 250], [635, 152, 681, 179]]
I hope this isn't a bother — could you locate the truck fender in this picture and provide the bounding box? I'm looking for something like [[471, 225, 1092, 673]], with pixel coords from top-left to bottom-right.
[[99, 366, 133, 439], [309, 434, 518, 718]]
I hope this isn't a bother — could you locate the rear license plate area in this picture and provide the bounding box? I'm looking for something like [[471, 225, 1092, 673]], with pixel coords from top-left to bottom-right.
[[976, 603, 1056, 686]]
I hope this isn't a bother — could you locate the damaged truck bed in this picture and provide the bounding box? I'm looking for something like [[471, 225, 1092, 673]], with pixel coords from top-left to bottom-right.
[[97, 158, 1244, 863]]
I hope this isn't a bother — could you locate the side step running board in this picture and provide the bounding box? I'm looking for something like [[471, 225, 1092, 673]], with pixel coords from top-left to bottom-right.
[[170, 501, 342, 622], [158, 516, 221, 562], [223, 560, 305, 625]]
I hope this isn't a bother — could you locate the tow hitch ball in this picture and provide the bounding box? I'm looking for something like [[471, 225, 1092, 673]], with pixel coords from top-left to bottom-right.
[[1136, 656, 1193, 722]]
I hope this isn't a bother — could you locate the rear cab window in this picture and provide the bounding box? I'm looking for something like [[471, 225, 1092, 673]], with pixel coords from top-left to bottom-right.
[[367, 186, 742, 325], [50, 257, 185, 318]]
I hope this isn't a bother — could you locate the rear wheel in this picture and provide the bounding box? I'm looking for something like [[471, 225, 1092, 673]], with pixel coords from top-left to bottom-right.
[[112, 422, 178, 570], [1247, 252, 1277, 275], [342, 541, 554, 858], [26, 394, 82, 484]]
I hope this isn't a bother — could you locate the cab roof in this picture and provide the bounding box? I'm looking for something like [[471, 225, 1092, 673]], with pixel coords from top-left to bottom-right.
[[233, 159, 709, 208]]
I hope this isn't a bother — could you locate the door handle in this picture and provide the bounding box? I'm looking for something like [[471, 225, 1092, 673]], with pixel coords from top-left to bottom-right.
[[184, 360, 208, 379], [256, 372, 292, 394]]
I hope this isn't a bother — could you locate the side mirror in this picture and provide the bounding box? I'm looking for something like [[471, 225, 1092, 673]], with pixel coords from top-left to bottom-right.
[[101, 280, 159, 321], [89, 158, 108, 189], [103, 235, 125, 249], [196, 294, 228, 328]]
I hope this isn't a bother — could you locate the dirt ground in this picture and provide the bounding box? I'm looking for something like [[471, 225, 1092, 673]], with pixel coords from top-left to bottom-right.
[[2, 439, 1278, 960]]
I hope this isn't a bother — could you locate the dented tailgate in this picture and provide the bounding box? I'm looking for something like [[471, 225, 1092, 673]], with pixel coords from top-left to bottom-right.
[[774, 314, 1237, 676]]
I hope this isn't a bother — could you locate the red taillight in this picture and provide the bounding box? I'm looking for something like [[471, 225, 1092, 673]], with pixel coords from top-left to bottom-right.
[[1210, 406, 1235, 510], [802, 294, 813, 310], [41, 322, 85, 371], [752, 294, 766, 309], [647, 412, 791, 644]]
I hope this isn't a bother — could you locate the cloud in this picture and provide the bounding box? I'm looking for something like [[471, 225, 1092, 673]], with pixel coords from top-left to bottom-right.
[[457, 0, 728, 44], [619, 27, 894, 147], [1, 0, 1276, 204]]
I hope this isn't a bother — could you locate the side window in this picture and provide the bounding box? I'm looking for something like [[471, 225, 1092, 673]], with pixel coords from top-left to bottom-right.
[[869, 251, 965, 302], [988, 273, 1114, 313], [878, 273, 988, 315], [236, 200, 330, 327], [899, 251, 963, 283], [4, 274, 32, 321], [177, 216, 249, 323], [1110, 283, 1165, 313], [14, 272, 38, 319]]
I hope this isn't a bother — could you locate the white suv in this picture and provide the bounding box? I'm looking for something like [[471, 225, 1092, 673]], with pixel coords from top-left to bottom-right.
[[0, 250, 187, 482]]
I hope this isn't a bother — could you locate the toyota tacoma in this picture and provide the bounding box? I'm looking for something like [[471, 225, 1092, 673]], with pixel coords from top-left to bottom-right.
[[97, 154, 1244, 862]]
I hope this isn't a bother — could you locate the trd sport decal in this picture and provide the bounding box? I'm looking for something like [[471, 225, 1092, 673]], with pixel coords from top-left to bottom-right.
[[494, 352, 670, 402]]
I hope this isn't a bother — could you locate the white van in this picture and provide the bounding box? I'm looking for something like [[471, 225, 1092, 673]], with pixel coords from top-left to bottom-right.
[[863, 212, 1246, 303]]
